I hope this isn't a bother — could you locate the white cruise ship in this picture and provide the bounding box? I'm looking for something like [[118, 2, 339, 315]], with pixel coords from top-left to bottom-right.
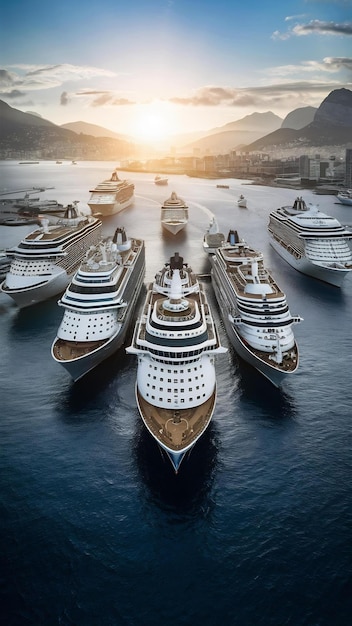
[[209, 230, 301, 387], [268, 197, 352, 287], [1, 204, 102, 308], [88, 171, 134, 216], [161, 192, 189, 235], [126, 252, 226, 473], [51, 227, 145, 381]]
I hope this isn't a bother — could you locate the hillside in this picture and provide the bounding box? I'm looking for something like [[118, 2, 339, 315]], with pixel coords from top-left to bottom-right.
[[0, 100, 137, 159], [181, 112, 283, 154], [61, 121, 129, 141], [242, 89, 352, 153]]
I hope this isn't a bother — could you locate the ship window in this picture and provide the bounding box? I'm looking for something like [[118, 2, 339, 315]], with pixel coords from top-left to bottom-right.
[[180, 398, 185, 403], [167, 398, 171, 403], [167, 388, 172, 393], [168, 379, 171, 383], [160, 377, 164, 381], [180, 388, 184, 393]]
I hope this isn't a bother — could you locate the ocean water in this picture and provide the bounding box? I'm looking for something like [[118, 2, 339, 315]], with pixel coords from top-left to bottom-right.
[[1, 161, 352, 626]]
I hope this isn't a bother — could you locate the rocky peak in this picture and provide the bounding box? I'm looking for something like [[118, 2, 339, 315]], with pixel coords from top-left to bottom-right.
[[313, 88, 352, 127]]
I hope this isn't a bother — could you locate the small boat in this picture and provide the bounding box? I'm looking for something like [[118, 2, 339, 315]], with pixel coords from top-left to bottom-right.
[[336, 189, 352, 206], [268, 196, 352, 287], [208, 230, 302, 387], [160, 191, 188, 235], [216, 184, 229, 189], [237, 194, 247, 208], [52, 227, 145, 381], [88, 171, 134, 217], [203, 217, 225, 254], [154, 175, 168, 186], [1, 203, 102, 308], [126, 252, 226, 472]]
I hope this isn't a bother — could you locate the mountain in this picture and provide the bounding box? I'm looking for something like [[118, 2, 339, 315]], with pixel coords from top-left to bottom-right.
[[0, 100, 137, 159], [60, 121, 129, 141], [242, 89, 352, 153], [180, 112, 283, 153], [281, 106, 316, 130]]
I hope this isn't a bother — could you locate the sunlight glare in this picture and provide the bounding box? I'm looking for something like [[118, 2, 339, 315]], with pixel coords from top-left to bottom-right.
[[132, 103, 174, 142]]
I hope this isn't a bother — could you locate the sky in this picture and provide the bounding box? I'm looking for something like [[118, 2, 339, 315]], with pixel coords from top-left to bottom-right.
[[1, 0, 351, 143]]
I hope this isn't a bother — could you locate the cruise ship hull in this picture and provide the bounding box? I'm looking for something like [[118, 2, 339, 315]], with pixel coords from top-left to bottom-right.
[[161, 221, 187, 235], [1, 268, 72, 308], [269, 235, 350, 287], [88, 195, 133, 217], [211, 275, 297, 387]]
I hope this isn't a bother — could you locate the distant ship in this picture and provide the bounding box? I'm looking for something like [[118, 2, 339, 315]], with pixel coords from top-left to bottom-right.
[[160, 191, 188, 235], [208, 229, 301, 387], [88, 171, 134, 216], [268, 196, 352, 287], [336, 189, 352, 206], [127, 252, 226, 472], [154, 175, 168, 186], [52, 227, 145, 381], [0, 187, 64, 215], [1, 204, 102, 308]]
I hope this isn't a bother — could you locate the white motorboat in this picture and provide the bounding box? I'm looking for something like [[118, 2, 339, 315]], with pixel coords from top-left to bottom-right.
[[52, 227, 145, 381], [126, 252, 226, 472], [1, 203, 102, 307], [336, 190, 352, 206], [154, 175, 168, 186], [237, 194, 247, 208], [268, 196, 352, 287], [161, 192, 188, 235], [208, 229, 302, 387]]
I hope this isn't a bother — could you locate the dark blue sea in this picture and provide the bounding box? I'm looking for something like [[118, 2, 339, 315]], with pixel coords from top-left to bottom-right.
[[1, 161, 352, 626]]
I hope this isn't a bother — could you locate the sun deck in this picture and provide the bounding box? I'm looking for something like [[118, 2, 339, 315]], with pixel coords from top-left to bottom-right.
[[137, 390, 215, 451]]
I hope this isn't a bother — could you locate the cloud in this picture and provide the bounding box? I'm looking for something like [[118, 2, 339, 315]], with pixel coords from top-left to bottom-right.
[[0, 89, 26, 99], [293, 20, 352, 36], [0, 64, 117, 93], [272, 19, 352, 40], [60, 91, 69, 106], [266, 57, 352, 77], [166, 81, 352, 110]]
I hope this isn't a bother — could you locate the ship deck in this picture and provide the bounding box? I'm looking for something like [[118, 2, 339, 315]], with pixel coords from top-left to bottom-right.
[[137, 390, 215, 451]]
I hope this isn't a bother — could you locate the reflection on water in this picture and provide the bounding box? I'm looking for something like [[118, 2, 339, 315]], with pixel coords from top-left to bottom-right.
[[134, 418, 219, 518]]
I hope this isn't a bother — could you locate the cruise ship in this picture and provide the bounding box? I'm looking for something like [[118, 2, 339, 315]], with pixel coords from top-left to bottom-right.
[[88, 171, 134, 216], [268, 197, 352, 287], [52, 227, 145, 381], [1, 203, 102, 308], [161, 192, 189, 235], [208, 230, 301, 387], [126, 252, 226, 472]]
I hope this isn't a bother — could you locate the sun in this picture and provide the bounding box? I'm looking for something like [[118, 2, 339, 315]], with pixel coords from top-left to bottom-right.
[[132, 102, 175, 143]]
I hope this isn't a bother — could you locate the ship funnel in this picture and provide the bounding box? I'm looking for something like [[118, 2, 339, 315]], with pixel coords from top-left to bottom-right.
[[170, 252, 184, 270], [113, 226, 127, 245], [227, 229, 239, 245], [63, 204, 78, 220]]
